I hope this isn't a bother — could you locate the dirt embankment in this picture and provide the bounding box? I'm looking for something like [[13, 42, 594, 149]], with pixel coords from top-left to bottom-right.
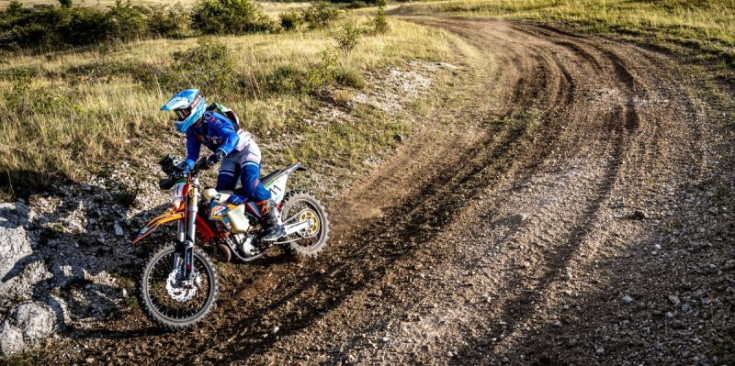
[[34, 18, 735, 365]]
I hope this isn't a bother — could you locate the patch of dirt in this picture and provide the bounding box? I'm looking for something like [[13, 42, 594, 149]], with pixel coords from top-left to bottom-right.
[[27, 18, 735, 365]]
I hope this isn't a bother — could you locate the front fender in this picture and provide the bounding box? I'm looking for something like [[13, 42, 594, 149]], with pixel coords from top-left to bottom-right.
[[132, 210, 185, 245]]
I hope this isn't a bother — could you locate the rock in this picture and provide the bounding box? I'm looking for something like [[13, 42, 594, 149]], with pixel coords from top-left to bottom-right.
[[114, 222, 124, 237], [0, 302, 55, 356], [668, 295, 681, 306], [272, 326, 280, 334], [393, 134, 405, 143], [14, 302, 55, 342], [0, 203, 34, 289], [622, 295, 633, 305], [681, 304, 692, 312], [596, 346, 605, 355], [0, 322, 24, 356], [654, 244, 662, 251]]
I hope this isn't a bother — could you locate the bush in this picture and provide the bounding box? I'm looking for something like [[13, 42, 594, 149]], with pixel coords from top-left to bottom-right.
[[347, 1, 369, 9], [0, 0, 156, 48], [280, 10, 303, 31], [334, 67, 365, 89], [167, 37, 238, 98], [264, 50, 356, 94], [304, 49, 338, 91], [147, 4, 189, 38], [302, 2, 340, 29], [191, 0, 274, 35], [373, 0, 388, 34], [334, 21, 362, 54], [105, 0, 148, 42], [266, 65, 307, 93]]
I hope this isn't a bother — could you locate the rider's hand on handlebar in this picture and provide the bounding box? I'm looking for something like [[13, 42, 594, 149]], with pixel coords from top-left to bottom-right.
[[195, 156, 210, 171], [174, 161, 191, 174]]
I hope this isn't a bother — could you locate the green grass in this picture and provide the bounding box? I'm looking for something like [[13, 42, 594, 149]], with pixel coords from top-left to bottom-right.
[[395, 0, 735, 67]]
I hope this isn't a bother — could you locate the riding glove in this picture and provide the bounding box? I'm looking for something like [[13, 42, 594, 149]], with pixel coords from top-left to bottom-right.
[[206, 150, 226, 167]]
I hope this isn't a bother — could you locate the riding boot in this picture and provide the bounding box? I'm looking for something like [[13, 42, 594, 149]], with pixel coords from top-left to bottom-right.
[[258, 199, 285, 242]]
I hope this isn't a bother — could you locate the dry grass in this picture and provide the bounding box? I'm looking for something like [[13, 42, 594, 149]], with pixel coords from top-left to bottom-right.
[[0, 16, 458, 191], [395, 0, 735, 66]]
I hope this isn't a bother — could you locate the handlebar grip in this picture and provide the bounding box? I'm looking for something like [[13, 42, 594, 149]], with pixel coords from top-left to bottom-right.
[[159, 178, 176, 190]]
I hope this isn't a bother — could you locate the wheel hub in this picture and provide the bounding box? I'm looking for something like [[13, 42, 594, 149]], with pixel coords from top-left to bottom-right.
[[299, 210, 320, 237], [166, 269, 201, 302]]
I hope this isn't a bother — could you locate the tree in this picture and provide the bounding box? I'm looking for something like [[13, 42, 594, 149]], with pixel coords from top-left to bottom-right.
[[59, 0, 73, 8]]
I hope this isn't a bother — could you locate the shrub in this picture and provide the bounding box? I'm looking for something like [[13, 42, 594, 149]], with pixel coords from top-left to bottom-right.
[[334, 21, 362, 54], [264, 50, 349, 94], [373, 0, 388, 34], [280, 10, 303, 31], [57, 7, 111, 45], [147, 4, 189, 38], [334, 67, 365, 89], [105, 0, 148, 42], [302, 2, 340, 29], [59, 0, 73, 8], [0, 1, 152, 47], [304, 49, 338, 91], [168, 37, 238, 98], [347, 1, 369, 9], [191, 0, 274, 35], [265, 65, 307, 93]]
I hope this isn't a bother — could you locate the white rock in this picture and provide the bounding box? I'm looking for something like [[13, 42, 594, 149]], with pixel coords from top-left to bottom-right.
[[13, 302, 56, 345], [0, 202, 34, 282], [622, 295, 633, 305], [0, 322, 24, 356], [0, 203, 51, 301], [114, 222, 124, 236]]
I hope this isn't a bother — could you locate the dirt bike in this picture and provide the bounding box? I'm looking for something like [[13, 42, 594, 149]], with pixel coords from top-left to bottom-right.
[[132, 155, 330, 330]]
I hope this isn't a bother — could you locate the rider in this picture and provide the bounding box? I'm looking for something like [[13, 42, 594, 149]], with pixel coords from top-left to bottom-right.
[[161, 88, 285, 242]]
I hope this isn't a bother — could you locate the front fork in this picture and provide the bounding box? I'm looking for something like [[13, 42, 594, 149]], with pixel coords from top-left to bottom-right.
[[174, 184, 199, 281]]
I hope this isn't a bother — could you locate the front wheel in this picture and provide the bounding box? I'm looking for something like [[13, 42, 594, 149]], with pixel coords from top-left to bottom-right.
[[139, 244, 219, 330], [280, 190, 330, 258]]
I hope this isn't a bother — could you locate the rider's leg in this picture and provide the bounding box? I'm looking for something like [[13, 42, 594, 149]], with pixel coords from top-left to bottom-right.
[[240, 162, 285, 242], [215, 152, 242, 191]]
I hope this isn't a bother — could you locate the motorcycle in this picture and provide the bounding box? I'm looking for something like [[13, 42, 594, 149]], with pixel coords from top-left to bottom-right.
[[132, 155, 330, 330]]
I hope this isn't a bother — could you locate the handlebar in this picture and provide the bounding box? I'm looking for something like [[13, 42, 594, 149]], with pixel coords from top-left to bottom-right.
[[158, 154, 208, 190]]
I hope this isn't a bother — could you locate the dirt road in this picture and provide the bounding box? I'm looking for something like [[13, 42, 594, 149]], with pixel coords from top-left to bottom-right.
[[39, 18, 734, 365]]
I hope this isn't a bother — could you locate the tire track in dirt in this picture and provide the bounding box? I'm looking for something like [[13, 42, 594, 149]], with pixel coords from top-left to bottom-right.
[[39, 18, 730, 365]]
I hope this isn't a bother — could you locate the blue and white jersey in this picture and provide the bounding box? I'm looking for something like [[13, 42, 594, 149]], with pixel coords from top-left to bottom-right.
[[183, 111, 258, 168]]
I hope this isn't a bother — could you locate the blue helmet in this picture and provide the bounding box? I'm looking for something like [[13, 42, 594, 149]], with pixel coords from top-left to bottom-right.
[[161, 89, 206, 133]]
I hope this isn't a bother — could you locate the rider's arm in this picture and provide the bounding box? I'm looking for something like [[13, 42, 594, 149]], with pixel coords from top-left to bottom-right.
[[184, 129, 201, 169], [211, 115, 240, 157]]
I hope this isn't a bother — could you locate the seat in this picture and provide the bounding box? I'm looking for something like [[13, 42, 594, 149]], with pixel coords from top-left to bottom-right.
[[260, 169, 284, 184]]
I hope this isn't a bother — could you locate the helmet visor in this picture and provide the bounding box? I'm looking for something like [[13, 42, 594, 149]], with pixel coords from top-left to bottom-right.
[[175, 108, 191, 121]]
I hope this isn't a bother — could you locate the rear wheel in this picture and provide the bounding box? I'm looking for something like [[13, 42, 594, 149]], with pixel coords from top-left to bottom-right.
[[139, 244, 218, 330], [280, 190, 330, 258]]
